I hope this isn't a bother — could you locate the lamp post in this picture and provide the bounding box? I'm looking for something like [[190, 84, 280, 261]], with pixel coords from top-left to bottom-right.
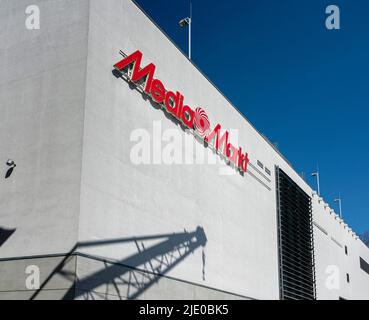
[[179, 0, 192, 60], [311, 170, 320, 196], [334, 194, 343, 218]]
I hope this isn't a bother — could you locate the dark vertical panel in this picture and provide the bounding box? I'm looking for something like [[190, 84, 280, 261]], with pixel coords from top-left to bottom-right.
[[360, 257, 369, 275], [276, 167, 316, 300]]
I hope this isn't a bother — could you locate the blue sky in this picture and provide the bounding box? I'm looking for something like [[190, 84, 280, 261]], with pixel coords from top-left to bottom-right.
[[134, 0, 369, 234]]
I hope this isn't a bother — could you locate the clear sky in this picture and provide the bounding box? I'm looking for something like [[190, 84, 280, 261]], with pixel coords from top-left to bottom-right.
[[134, 0, 369, 234]]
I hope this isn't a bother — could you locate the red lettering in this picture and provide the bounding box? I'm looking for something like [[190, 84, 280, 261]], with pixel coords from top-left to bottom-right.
[[205, 124, 229, 156], [165, 91, 178, 114], [226, 143, 238, 165], [177, 93, 184, 118], [181, 105, 195, 128], [151, 79, 166, 103], [237, 147, 249, 172], [114, 50, 250, 173], [114, 50, 155, 93]]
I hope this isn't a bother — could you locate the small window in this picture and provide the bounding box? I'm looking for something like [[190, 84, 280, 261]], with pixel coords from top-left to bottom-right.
[[257, 160, 264, 169], [265, 167, 271, 176], [345, 245, 348, 255], [360, 257, 369, 275], [346, 273, 350, 283]]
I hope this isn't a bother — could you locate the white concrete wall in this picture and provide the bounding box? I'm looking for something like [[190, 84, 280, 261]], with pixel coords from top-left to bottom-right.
[[313, 195, 369, 300], [0, 0, 89, 257]]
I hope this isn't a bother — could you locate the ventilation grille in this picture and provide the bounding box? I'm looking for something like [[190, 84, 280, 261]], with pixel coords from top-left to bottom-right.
[[276, 167, 316, 300]]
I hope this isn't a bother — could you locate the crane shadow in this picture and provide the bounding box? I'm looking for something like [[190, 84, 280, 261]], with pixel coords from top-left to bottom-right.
[[30, 226, 207, 300]]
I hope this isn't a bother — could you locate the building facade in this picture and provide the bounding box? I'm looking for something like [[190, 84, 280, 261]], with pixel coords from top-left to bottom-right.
[[0, 0, 368, 300]]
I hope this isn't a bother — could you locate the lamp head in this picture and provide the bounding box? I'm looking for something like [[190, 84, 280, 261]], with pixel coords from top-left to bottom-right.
[[179, 18, 190, 27]]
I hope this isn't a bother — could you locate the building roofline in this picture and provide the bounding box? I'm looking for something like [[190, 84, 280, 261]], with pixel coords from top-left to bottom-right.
[[130, 1, 365, 242]]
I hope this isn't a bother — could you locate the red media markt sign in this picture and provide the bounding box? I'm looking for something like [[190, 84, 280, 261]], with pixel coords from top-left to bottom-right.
[[114, 50, 249, 173]]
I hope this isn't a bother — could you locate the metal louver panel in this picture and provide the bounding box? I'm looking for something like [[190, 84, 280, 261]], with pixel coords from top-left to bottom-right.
[[276, 167, 316, 300]]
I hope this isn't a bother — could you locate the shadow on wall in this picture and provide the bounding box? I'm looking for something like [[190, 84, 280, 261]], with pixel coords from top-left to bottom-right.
[[5, 167, 14, 179], [112, 68, 188, 133], [30, 226, 207, 300], [0, 227, 16, 247]]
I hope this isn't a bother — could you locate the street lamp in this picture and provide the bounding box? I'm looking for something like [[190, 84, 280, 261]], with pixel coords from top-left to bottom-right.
[[334, 194, 343, 218], [311, 170, 320, 196], [179, 0, 192, 60]]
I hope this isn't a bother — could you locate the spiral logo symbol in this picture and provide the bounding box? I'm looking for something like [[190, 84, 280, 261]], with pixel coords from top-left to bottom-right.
[[194, 107, 210, 138]]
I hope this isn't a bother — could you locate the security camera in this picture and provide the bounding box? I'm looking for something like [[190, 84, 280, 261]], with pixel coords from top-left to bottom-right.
[[6, 159, 16, 167]]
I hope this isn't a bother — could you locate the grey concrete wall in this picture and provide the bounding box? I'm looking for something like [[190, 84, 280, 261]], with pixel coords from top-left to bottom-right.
[[0, 0, 89, 258], [0, 253, 249, 300], [0, 255, 76, 300], [74, 255, 250, 300]]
